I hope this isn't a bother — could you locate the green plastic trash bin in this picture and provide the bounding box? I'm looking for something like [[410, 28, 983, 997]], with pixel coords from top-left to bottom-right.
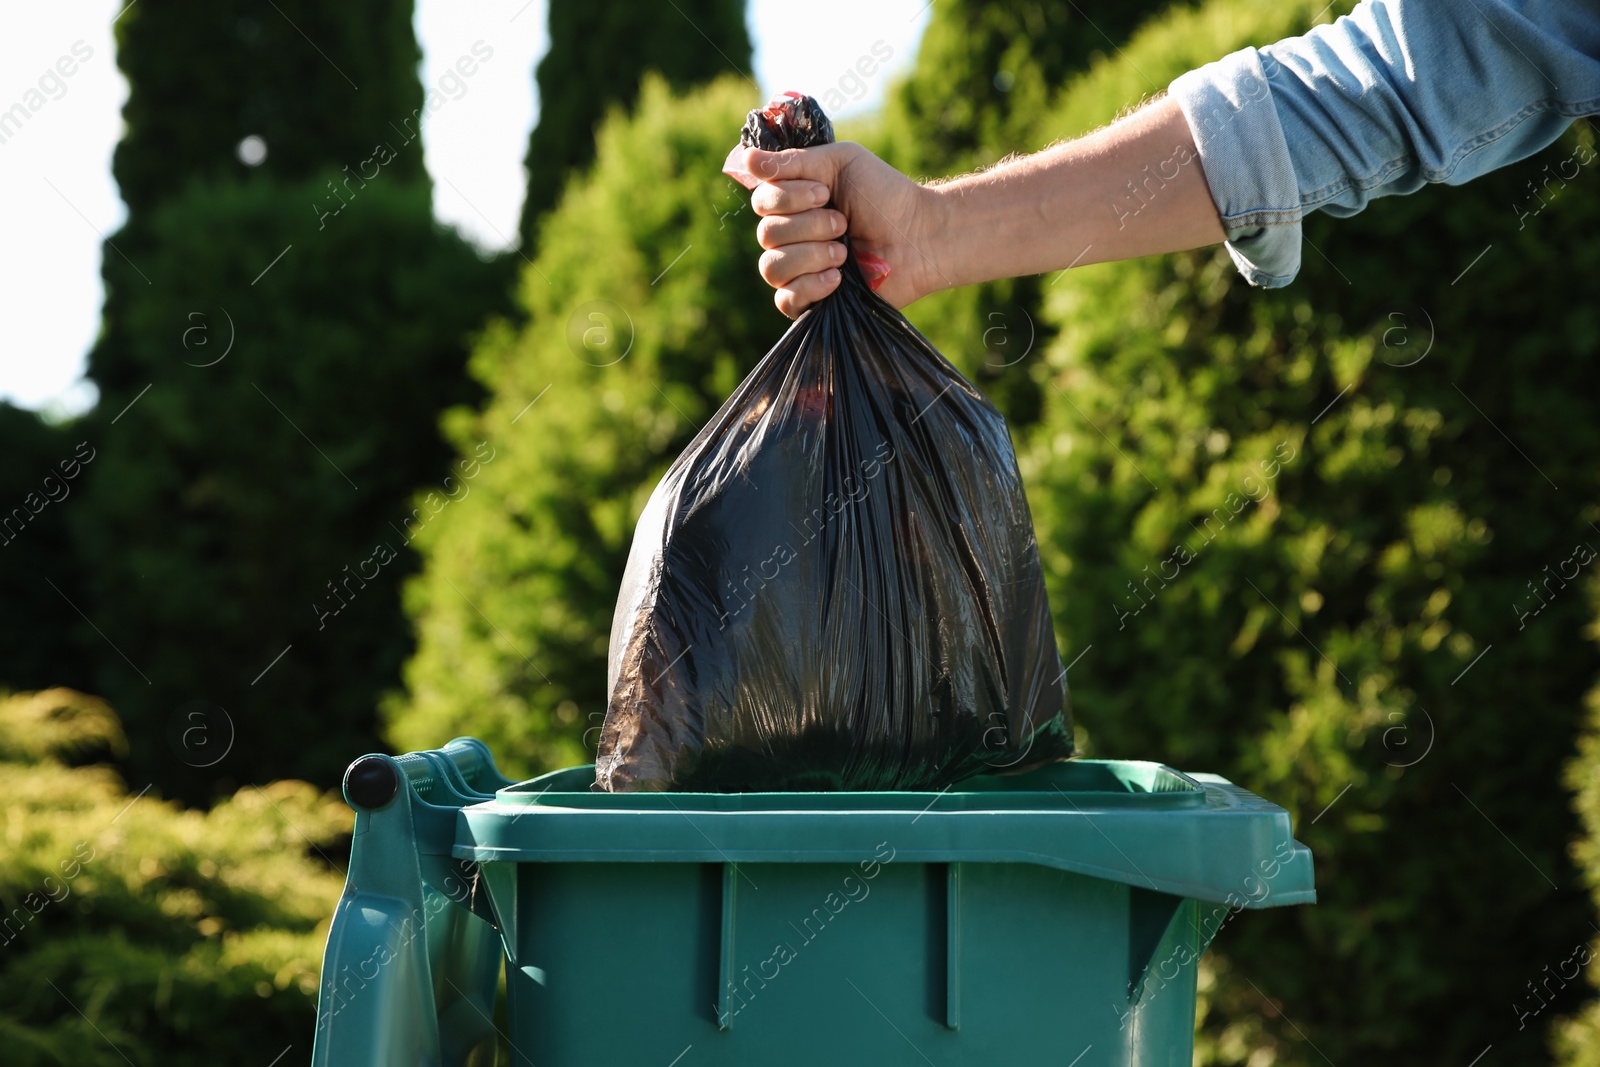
[[311, 738, 1314, 1067]]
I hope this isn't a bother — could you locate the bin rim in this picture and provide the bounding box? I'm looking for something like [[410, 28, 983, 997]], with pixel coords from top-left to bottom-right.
[[492, 758, 1208, 811], [448, 757, 1316, 910]]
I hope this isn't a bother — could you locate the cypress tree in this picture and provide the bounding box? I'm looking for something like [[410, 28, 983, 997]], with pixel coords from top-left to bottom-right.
[[515, 0, 752, 252], [93, 0, 431, 405], [110, 0, 425, 219], [73, 1, 514, 800]]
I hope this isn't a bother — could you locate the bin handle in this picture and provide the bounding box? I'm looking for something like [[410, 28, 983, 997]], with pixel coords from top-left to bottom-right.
[[392, 737, 506, 801]]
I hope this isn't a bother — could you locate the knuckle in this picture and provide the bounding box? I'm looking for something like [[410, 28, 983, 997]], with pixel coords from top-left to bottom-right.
[[758, 249, 789, 286]]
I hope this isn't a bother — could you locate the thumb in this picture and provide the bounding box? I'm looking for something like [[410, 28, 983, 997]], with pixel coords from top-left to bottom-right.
[[726, 144, 851, 191]]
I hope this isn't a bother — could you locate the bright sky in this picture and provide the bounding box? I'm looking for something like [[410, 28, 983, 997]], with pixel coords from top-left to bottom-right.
[[0, 1, 930, 417]]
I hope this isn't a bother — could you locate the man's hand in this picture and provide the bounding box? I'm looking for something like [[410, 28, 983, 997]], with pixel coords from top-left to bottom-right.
[[736, 142, 940, 318]]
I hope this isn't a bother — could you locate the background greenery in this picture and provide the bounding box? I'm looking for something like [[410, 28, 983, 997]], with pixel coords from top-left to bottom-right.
[[0, 689, 348, 1063], [514, 0, 751, 250], [5, 0, 1600, 1063]]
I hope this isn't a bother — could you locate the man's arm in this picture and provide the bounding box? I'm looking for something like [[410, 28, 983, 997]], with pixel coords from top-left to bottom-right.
[[741, 97, 1224, 318], [746, 0, 1600, 315], [923, 97, 1226, 295]]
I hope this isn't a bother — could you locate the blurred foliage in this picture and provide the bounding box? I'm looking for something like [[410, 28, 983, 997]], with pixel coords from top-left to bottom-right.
[[879, 0, 1180, 180], [110, 0, 425, 219], [516, 0, 752, 252], [1019, 5, 1600, 1061], [73, 176, 513, 802], [1558, 662, 1600, 1065], [0, 406, 91, 694], [0, 689, 349, 1064], [881, 0, 1183, 430], [387, 74, 780, 777], [61, 0, 516, 804]]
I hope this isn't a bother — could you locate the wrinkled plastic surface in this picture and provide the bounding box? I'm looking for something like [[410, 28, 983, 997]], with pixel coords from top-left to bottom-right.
[[594, 93, 1072, 793]]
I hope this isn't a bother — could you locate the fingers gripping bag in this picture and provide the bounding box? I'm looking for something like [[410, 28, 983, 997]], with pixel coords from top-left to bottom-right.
[[593, 93, 1073, 793]]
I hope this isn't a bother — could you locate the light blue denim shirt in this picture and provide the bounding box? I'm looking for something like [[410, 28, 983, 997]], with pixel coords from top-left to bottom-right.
[[1169, 0, 1600, 287]]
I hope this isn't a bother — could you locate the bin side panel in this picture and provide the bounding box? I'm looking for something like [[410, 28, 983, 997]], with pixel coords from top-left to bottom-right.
[[720, 857, 941, 1061], [511, 859, 952, 1066], [505, 858, 1217, 1067], [956, 863, 1128, 1065], [507, 861, 722, 1066]]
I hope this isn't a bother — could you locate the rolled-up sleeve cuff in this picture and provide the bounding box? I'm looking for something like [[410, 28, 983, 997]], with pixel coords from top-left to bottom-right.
[[1169, 47, 1303, 288]]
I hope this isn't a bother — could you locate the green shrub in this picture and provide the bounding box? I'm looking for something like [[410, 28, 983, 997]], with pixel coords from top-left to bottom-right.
[[1027, 54, 1600, 1067], [1556, 646, 1600, 1065], [0, 689, 350, 1064]]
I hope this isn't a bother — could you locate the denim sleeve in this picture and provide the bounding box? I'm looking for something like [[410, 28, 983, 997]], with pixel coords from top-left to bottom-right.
[[1168, 0, 1600, 287]]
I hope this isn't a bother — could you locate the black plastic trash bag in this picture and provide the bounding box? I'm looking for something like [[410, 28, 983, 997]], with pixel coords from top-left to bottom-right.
[[593, 93, 1072, 793]]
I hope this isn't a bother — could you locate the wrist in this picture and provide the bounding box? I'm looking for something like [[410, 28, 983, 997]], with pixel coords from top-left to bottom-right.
[[911, 183, 958, 302]]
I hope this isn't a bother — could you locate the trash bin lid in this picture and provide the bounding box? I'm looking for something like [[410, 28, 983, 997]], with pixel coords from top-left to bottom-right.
[[452, 760, 1313, 908]]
